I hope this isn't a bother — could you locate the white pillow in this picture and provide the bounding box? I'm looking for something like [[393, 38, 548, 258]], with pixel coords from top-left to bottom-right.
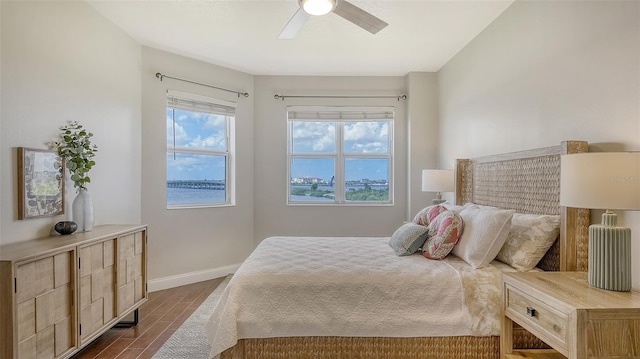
[[496, 213, 560, 271], [441, 202, 470, 213], [452, 206, 515, 268]]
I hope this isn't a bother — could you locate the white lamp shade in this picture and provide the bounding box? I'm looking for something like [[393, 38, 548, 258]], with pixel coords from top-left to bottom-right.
[[421, 169, 454, 193], [560, 152, 640, 210], [300, 0, 336, 15]]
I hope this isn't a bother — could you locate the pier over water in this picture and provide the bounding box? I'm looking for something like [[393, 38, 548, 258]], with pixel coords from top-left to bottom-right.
[[167, 180, 225, 190]]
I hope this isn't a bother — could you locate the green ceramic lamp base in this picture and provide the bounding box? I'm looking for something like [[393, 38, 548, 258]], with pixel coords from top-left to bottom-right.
[[588, 211, 632, 292]]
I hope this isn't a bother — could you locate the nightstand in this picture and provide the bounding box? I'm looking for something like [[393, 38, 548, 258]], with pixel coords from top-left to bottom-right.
[[501, 272, 640, 359]]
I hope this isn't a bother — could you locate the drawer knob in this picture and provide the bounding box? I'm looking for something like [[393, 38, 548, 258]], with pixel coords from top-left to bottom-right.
[[526, 307, 537, 317]]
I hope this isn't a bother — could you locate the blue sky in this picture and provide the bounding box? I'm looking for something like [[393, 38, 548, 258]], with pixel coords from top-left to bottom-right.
[[290, 120, 390, 181], [167, 110, 390, 182], [291, 121, 389, 154], [167, 109, 227, 181]]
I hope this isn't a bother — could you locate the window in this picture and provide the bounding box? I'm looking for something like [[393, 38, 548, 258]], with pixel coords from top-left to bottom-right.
[[287, 106, 393, 205], [166, 90, 235, 208]]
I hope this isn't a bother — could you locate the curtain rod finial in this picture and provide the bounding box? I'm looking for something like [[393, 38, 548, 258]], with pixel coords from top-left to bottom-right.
[[155, 72, 163, 81]]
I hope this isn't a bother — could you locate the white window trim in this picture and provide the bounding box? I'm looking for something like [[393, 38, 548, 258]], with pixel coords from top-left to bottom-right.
[[166, 90, 236, 209], [286, 106, 394, 206]]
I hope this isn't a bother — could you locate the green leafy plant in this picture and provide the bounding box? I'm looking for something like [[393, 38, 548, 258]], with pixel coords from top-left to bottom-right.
[[53, 121, 98, 191]]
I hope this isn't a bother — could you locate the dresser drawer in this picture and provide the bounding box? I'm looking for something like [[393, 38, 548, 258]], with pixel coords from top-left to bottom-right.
[[505, 286, 568, 349]]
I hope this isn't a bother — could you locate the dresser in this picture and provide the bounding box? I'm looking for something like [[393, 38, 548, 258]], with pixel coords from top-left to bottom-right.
[[501, 271, 640, 359], [0, 224, 147, 359]]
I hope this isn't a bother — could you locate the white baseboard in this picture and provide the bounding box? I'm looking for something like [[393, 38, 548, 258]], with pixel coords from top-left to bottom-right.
[[148, 263, 241, 292]]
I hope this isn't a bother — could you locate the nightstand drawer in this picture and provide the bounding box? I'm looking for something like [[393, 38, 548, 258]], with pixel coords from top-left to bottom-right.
[[502, 272, 640, 359], [505, 286, 568, 348]]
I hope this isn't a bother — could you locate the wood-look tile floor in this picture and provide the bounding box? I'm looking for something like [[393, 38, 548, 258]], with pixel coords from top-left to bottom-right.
[[71, 277, 225, 359]]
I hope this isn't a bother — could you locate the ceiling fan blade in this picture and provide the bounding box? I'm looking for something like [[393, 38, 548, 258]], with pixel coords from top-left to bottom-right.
[[278, 9, 310, 39], [333, 0, 388, 34]]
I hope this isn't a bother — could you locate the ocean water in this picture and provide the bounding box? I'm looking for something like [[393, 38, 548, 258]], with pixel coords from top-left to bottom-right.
[[167, 188, 226, 205], [167, 184, 389, 205], [289, 194, 334, 202]]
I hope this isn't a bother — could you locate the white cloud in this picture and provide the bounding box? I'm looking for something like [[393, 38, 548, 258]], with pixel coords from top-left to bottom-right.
[[166, 154, 199, 174], [175, 111, 205, 122], [204, 114, 226, 129], [189, 134, 225, 149], [292, 122, 335, 152], [344, 121, 388, 142], [167, 115, 190, 146], [167, 111, 227, 149], [350, 141, 385, 153], [344, 122, 389, 153], [166, 154, 224, 179]]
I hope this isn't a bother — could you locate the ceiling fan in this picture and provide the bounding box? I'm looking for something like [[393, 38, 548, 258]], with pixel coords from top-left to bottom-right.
[[279, 0, 388, 39]]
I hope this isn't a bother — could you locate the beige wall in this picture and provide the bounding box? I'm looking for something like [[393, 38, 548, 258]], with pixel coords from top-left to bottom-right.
[[253, 75, 410, 243], [405, 72, 440, 216], [0, 0, 3, 237], [1, 1, 141, 244], [141, 47, 255, 284], [438, 1, 640, 286]]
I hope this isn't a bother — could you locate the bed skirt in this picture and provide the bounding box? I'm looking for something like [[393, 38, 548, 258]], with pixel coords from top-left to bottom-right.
[[219, 328, 547, 359]]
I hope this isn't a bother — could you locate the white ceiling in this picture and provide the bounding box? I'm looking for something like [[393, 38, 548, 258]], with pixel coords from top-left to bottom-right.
[[87, 0, 514, 76]]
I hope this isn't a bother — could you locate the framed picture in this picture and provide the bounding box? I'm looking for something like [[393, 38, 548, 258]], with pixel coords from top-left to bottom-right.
[[17, 147, 65, 219]]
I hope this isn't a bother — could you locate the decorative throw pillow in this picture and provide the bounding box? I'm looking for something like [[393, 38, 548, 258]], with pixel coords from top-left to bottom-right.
[[388, 223, 430, 256], [423, 210, 464, 260], [413, 203, 470, 225], [496, 213, 560, 271], [452, 206, 515, 268], [412, 205, 437, 226]]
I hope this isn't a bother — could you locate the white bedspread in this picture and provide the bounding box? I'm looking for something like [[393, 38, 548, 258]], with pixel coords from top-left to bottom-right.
[[205, 236, 516, 358]]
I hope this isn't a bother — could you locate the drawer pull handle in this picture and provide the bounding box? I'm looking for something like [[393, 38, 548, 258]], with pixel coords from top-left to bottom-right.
[[526, 307, 537, 317]]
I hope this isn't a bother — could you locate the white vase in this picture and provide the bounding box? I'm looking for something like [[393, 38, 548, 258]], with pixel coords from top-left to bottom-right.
[[72, 189, 94, 232]]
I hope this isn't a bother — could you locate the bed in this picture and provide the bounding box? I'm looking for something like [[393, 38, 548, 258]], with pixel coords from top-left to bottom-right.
[[207, 140, 590, 359]]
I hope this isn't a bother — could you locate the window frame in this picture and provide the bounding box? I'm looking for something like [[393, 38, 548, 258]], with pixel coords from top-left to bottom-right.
[[166, 90, 236, 209], [286, 106, 394, 206]]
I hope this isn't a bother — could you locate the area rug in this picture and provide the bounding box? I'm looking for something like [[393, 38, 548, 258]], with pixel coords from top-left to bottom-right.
[[152, 275, 232, 359]]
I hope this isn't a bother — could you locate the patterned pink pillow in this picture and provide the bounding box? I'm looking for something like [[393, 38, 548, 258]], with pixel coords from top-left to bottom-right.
[[422, 210, 464, 260], [412, 205, 447, 226]]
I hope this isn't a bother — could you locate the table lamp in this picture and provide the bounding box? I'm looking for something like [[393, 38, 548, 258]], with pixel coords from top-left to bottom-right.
[[421, 169, 454, 205], [560, 152, 640, 291]]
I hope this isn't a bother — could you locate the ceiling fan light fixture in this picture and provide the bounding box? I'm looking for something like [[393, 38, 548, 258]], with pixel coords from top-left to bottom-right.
[[300, 0, 336, 16]]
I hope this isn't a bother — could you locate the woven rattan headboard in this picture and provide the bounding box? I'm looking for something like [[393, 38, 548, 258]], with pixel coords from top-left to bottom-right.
[[455, 141, 590, 271]]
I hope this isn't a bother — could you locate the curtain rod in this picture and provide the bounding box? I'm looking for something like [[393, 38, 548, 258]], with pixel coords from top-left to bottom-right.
[[274, 94, 407, 101], [156, 72, 249, 98]]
